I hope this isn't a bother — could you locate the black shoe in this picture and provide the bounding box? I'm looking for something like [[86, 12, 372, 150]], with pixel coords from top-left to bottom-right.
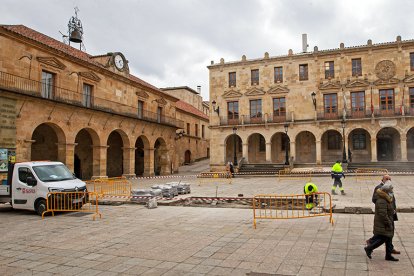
[[364, 247, 372, 259], [385, 255, 399, 261]]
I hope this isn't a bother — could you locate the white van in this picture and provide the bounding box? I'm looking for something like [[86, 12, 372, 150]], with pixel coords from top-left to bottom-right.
[[0, 161, 87, 215]]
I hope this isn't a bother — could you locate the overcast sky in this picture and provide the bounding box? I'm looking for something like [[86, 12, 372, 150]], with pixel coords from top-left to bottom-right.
[[2, 0, 414, 100]]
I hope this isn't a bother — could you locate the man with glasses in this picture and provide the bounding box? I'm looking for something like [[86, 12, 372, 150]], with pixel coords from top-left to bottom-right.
[[366, 174, 400, 255]]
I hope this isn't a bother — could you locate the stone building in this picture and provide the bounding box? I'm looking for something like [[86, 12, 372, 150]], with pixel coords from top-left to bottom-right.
[[0, 24, 184, 179], [208, 37, 414, 171], [161, 86, 210, 168]]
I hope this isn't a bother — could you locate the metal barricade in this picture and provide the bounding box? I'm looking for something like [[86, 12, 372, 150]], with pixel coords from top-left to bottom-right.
[[197, 172, 232, 186], [86, 177, 132, 197], [277, 168, 312, 182], [355, 168, 388, 182], [42, 191, 101, 220], [252, 192, 333, 228]]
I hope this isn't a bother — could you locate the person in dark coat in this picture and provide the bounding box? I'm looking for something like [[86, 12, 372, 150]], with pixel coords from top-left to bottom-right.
[[364, 183, 399, 261], [366, 175, 400, 254]]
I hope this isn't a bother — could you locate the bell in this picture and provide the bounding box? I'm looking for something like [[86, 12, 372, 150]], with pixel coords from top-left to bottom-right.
[[69, 29, 82, 43]]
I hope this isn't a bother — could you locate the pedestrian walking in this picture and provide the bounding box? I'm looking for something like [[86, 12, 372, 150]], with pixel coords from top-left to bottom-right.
[[304, 182, 319, 210], [364, 183, 399, 261], [229, 162, 235, 176], [331, 160, 345, 195]]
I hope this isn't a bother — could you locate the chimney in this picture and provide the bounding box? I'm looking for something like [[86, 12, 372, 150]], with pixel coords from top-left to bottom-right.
[[302, 34, 309, 53], [197, 85, 201, 94]]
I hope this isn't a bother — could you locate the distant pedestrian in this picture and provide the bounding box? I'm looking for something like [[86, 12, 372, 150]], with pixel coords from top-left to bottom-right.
[[364, 183, 399, 261], [229, 162, 235, 176], [331, 160, 345, 195], [304, 182, 319, 210], [348, 148, 352, 163]]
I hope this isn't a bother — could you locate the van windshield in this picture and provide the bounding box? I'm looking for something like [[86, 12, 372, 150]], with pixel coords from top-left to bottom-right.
[[32, 164, 75, 182]]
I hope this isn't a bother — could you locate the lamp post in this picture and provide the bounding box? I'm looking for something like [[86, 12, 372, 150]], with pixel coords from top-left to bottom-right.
[[233, 127, 238, 166], [284, 123, 289, 165], [211, 100, 220, 115], [311, 91, 316, 110], [341, 118, 347, 163]]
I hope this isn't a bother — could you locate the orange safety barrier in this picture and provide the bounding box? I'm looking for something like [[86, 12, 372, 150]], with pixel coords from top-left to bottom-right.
[[42, 191, 101, 220], [197, 172, 232, 186], [252, 192, 333, 229], [277, 168, 312, 182], [355, 168, 388, 182], [86, 177, 132, 197]]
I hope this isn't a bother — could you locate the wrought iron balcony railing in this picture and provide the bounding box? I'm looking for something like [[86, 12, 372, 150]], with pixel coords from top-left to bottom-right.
[[0, 71, 184, 128]]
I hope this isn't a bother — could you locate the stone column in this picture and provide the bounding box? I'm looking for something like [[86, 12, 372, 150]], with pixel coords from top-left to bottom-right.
[[159, 149, 171, 175], [315, 139, 321, 165], [242, 143, 248, 162], [265, 142, 271, 162], [144, 148, 154, 177], [122, 147, 136, 178], [92, 145, 108, 179], [60, 143, 76, 171], [401, 137, 408, 161], [371, 138, 377, 162]]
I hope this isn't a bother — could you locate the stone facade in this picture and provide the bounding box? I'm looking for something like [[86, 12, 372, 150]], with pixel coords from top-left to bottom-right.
[[208, 37, 414, 170], [161, 87, 210, 170], [0, 25, 184, 179]]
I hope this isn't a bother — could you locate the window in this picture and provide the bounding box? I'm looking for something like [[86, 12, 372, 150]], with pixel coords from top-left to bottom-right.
[[324, 94, 337, 117], [379, 89, 394, 114], [353, 132, 366, 150], [410, 88, 414, 108], [250, 99, 262, 118], [195, 124, 198, 137], [299, 64, 308, 81], [251, 69, 259, 85], [18, 167, 34, 184], [273, 97, 286, 118], [202, 125, 205, 138], [274, 67, 283, 83], [351, 91, 365, 117], [137, 100, 144, 119], [157, 107, 162, 123], [259, 136, 266, 152], [229, 72, 236, 87], [82, 83, 93, 108], [352, 58, 362, 76], [186, 123, 190, 135], [227, 101, 239, 123], [324, 61, 334, 79], [41, 71, 55, 99], [411, 53, 414, 71], [327, 131, 341, 150]]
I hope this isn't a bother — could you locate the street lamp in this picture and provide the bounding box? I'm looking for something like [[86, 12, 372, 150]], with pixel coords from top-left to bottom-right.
[[311, 91, 317, 110], [341, 118, 347, 163], [211, 100, 220, 115], [284, 123, 289, 165], [233, 127, 238, 166]]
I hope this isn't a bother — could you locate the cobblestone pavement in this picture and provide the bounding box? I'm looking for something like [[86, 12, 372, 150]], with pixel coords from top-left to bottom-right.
[[1, 205, 414, 276]]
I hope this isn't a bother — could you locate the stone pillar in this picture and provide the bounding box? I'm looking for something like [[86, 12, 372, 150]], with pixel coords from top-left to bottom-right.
[[315, 139, 321, 165], [159, 149, 171, 175], [265, 142, 271, 162], [242, 143, 248, 162], [92, 145, 108, 179], [144, 148, 154, 177], [371, 138, 377, 162], [60, 143, 76, 171], [122, 147, 136, 177], [290, 141, 296, 162], [401, 137, 408, 161]]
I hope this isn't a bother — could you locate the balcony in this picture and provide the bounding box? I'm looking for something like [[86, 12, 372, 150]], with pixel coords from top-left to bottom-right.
[[217, 113, 287, 126], [0, 71, 184, 128], [317, 111, 340, 120]]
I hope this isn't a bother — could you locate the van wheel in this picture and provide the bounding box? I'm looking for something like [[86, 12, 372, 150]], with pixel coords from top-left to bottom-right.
[[35, 199, 46, 216]]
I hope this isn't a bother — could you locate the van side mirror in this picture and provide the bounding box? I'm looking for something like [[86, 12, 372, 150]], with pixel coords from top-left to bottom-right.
[[26, 177, 37, 186]]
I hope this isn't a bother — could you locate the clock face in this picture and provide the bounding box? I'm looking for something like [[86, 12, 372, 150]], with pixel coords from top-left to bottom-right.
[[114, 54, 124, 70]]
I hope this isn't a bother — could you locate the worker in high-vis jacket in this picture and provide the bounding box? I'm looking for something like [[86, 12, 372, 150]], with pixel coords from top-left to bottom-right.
[[331, 160, 346, 195], [304, 182, 319, 210]]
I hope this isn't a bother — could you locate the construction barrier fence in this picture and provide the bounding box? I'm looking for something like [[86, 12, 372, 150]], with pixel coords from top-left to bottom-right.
[[86, 177, 132, 197], [42, 191, 101, 220], [197, 172, 232, 186], [252, 192, 333, 228], [277, 168, 312, 182], [355, 168, 388, 182]]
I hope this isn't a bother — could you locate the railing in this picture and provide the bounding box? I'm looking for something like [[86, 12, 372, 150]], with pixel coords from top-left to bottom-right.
[[317, 111, 340, 120], [218, 113, 289, 126], [0, 71, 184, 128]]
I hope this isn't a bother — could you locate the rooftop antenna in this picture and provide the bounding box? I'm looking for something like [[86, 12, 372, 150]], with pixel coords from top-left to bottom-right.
[[68, 7, 84, 50]]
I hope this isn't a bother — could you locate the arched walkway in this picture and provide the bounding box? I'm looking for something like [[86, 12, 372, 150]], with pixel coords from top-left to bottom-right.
[[377, 127, 400, 161], [248, 133, 266, 163], [154, 138, 169, 176], [225, 134, 242, 164], [270, 132, 289, 163], [321, 130, 342, 163], [31, 123, 66, 162], [407, 128, 414, 161], [348, 128, 371, 162], [74, 129, 93, 180], [107, 131, 124, 177], [295, 131, 316, 163], [135, 136, 149, 176]]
